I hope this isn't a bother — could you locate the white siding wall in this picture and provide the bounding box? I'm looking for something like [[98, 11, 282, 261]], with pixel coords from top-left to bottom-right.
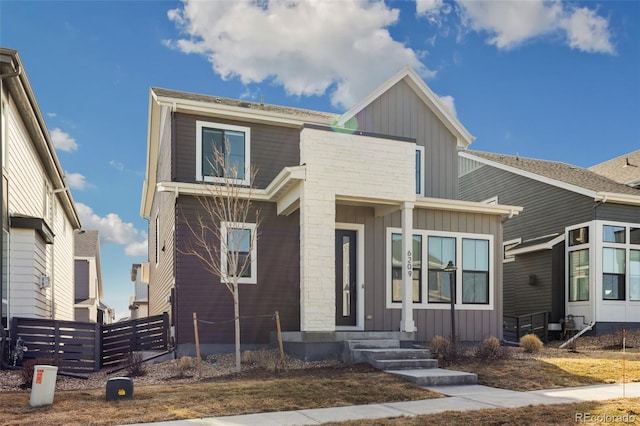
[[298, 128, 415, 331], [5, 87, 76, 321]]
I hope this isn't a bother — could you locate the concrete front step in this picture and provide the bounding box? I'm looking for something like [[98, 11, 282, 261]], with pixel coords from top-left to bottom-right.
[[370, 358, 438, 370], [351, 348, 432, 364], [345, 339, 400, 351], [386, 368, 478, 386]]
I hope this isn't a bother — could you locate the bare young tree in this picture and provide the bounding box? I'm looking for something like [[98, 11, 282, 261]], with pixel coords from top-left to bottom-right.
[[180, 140, 260, 373]]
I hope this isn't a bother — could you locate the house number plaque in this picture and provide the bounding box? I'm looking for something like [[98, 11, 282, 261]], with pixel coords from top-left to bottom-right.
[[406, 250, 412, 277]]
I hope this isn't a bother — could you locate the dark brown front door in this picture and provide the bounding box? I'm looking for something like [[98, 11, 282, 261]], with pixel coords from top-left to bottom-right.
[[335, 230, 357, 326]]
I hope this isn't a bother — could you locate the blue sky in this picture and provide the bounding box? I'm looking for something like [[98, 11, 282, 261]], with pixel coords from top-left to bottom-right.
[[1, 0, 638, 318]]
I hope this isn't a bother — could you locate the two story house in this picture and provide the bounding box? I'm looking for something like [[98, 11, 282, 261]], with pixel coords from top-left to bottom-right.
[[129, 262, 149, 319], [141, 67, 522, 358], [74, 230, 112, 323], [459, 151, 640, 336], [1, 47, 81, 331]]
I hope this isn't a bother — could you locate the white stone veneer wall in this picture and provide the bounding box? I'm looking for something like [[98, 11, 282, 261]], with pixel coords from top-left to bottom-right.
[[299, 128, 415, 331]]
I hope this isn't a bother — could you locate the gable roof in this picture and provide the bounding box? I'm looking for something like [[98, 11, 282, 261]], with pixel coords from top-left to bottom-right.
[[589, 149, 640, 187], [335, 66, 475, 148], [460, 150, 640, 205]]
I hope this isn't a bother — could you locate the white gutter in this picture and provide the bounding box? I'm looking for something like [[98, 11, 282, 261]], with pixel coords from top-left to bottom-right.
[[415, 197, 523, 217], [594, 192, 640, 206]]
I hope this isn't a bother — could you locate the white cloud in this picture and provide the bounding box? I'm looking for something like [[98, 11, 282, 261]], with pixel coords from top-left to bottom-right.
[[416, 0, 443, 15], [65, 172, 91, 190], [76, 203, 148, 257], [455, 0, 614, 54], [438, 95, 457, 117], [50, 128, 78, 152], [109, 160, 125, 171], [47, 112, 57, 118], [560, 6, 614, 54], [166, 0, 432, 108]]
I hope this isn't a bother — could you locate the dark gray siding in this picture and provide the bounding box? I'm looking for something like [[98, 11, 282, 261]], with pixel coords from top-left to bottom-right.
[[460, 164, 595, 241], [174, 199, 300, 345], [347, 80, 458, 199], [503, 252, 552, 317], [597, 203, 640, 223], [74, 259, 89, 302], [172, 113, 300, 189], [148, 191, 175, 319], [336, 204, 503, 342]]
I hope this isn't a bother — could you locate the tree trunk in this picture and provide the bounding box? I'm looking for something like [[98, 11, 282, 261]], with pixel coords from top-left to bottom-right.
[[233, 282, 241, 373]]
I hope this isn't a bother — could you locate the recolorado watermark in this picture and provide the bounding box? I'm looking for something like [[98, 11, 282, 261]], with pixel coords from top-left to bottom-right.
[[575, 412, 637, 424]]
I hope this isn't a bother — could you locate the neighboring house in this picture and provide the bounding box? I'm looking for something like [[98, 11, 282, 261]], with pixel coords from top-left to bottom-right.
[[74, 230, 111, 323], [1, 48, 81, 330], [141, 66, 522, 358], [459, 151, 640, 335], [589, 150, 640, 189], [128, 262, 149, 319]]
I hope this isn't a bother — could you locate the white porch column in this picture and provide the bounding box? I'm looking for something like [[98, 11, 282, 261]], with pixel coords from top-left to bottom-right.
[[400, 202, 415, 332]]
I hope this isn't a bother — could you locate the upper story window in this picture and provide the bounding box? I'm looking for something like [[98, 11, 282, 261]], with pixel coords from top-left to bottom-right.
[[196, 121, 251, 186], [568, 227, 589, 246], [603, 225, 625, 243], [415, 146, 425, 196]]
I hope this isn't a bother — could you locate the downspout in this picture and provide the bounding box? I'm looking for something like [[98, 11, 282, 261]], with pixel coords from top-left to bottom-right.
[[0, 60, 23, 330]]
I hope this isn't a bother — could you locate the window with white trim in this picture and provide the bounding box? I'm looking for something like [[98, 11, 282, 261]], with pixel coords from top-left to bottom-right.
[[221, 222, 257, 284], [415, 146, 425, 196], [600, 223, 640, 302], [387, 228, 493, 309], [196, 121, 251, 185]]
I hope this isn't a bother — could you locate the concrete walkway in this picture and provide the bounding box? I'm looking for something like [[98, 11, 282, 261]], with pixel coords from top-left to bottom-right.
[[125, 382, 639, 426]]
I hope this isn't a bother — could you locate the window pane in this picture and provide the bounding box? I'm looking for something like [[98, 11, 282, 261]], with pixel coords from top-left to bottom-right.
[[202, 128, 223, 177], [630, 250, 640, 301], [428, 236, 455, 303], [569, 227, 589, 246], [462, 272, 488, 304], [226, 131, 246, 179], [228, 228, 251, 252], [569, 249, 589, 301], [603, 248, 625, 273], [631, 228, 640, 245], [603, 274, 625, 300], [603, 225, 625, 243], [392, 233, 422, 302], [462, 239, 489, 271]]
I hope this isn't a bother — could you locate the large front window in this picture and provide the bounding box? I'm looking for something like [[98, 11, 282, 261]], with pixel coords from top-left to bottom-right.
[[196, 121, 251, 185], [221, 222, 257, 284], [388, 229, 493, 308]]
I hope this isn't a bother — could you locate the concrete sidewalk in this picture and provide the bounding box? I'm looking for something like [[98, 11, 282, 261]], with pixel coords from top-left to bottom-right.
[[125, 382, 639, 426]]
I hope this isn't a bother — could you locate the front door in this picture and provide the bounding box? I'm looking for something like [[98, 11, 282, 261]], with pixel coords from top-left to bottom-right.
[[335, 230, 357, 326]]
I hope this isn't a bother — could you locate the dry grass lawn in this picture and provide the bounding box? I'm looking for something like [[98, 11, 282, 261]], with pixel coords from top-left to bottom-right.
[[0, 365, 440, 426]]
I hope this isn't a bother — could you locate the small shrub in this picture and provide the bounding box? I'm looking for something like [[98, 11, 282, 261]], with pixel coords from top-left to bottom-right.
[[176, 356, 193, 376], [253, 349, 284, 372], [126, 352, 147, 377], [476, 336, 507, 360], [429, 336, 451, 360], [20, 358, 56, 388], [241, 350, 257, 365], [520, 334, 543, 353]]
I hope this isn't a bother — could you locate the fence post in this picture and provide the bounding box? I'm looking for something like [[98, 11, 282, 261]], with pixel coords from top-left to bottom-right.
[[95, 322, 102, 371], [193, 312, 202, 379]]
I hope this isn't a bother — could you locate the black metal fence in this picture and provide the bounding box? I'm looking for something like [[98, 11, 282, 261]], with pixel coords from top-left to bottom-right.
[[503, 311, 549, 344], [9, 313, 169, 373]]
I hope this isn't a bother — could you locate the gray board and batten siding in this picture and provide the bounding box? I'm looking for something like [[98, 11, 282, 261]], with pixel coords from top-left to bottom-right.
[[336, 204, 504, 343], [173, 199, 301, 346], [344, 79, 459, 200]]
